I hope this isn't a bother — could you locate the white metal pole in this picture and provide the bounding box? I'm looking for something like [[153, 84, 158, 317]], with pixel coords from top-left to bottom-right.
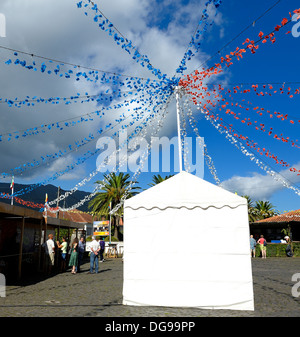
[[175, 86, 183, 172], [11, 185, 13, 206], [109, 201, 112, 244], [109, 214, 111, 244], [10, 176, 14, 206]]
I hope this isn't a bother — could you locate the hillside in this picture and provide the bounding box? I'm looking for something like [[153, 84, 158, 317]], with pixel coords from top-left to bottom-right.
[[0, 182, 91, 212]]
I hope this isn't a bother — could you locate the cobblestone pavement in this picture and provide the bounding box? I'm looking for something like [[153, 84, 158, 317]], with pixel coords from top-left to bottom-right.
[[0, 257, 299, 317]]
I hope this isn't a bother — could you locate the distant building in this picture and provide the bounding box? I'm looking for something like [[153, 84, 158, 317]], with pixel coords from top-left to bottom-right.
[[0, 202, 88, 283], [45, 207, 94, 238], [251, 209, 300, 242]]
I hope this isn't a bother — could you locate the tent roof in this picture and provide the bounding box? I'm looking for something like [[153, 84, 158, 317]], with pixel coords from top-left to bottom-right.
[[125, 171, 247, 210]]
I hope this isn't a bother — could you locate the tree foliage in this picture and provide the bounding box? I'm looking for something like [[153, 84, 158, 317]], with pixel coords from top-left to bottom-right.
[[243, 195, 278, 222], [88, 172, 140, 240], [148, 174, 174, 187]]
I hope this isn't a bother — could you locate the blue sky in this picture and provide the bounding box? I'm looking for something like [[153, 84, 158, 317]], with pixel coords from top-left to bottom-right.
[[0, 0, 299, 213]]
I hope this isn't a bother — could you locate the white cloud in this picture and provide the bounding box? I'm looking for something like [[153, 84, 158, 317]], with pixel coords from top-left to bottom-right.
[[0, 0, 224, 187], [220, 162, 300, 201]]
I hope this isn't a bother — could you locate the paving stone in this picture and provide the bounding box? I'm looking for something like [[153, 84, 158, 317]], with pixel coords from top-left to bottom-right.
[[0, 257, 299, 317]]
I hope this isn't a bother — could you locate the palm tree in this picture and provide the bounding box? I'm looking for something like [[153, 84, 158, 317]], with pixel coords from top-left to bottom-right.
[[254, 200, 278, 220], [242, 195, 257, 223], [88, 172, 140, 240], [242, 196, 278, 222], [148, 174, 174, 187]]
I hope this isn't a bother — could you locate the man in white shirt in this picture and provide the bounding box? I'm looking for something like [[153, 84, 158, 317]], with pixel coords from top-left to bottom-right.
[[88, 236, 100, 274], [46, 234, 55, 274]]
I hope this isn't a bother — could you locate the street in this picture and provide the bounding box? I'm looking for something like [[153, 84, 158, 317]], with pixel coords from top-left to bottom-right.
[[0, 257, 299, 317]]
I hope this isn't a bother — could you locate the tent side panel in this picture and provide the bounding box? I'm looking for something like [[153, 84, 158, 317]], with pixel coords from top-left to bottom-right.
[[123, 206, 254, 311]]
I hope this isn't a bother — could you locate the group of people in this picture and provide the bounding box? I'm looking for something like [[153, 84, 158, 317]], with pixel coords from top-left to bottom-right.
[[250, 234, 293, 259], [44, 234, 106, 275], [250, 234, 267, 259]]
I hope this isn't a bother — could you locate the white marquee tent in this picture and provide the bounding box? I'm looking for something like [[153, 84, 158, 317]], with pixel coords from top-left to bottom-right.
[[122, 171, 254, 311]]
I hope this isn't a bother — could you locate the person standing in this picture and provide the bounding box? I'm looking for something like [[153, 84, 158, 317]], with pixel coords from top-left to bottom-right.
[[284, 236, 293, 257], [250, 235, 256, 258], [257, 235, 267, 259], [68, 238, 79, 274], [99, 238, 105, 262], [56, 237, 67, 272], [77, 237, 86, 272], [46, 234, 55, 274], [89, 236, 100, 274]]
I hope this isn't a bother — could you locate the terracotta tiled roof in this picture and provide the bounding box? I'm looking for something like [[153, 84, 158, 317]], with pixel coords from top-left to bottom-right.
[[45, 208, 93, 224], [255, 209, 300, 223]]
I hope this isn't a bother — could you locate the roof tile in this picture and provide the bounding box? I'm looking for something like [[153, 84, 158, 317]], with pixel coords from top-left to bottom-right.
[[255, 209, 300, 223]]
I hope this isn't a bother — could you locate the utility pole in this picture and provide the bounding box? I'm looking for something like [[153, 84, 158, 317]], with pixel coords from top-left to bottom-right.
[[56, 186, 60, 219]]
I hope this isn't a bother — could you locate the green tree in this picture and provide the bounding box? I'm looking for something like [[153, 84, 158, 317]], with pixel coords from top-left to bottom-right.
[[88, 172, 140, 240], [281, 224, 293, 251], [242, 196, 278, 222], [254, 200, 278, 220], [242, 195, 257, 223], [148, 174, 174, 187]]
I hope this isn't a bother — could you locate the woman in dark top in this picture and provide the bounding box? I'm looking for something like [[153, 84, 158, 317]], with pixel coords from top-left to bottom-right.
[[69, 238, 79, 274]]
